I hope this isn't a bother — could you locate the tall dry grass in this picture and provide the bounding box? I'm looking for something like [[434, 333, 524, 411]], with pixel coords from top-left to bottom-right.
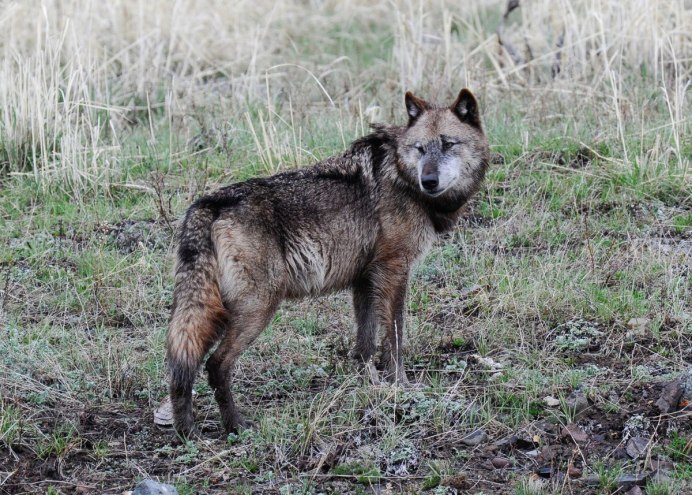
[[0, 0, 689, 194]]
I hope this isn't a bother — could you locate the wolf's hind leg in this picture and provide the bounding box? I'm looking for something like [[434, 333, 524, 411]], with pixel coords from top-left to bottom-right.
[[167, 286, 227, 438], [205, 303, 278, 434]]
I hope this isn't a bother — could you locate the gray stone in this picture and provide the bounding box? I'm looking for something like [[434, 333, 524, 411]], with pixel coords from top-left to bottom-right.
[[617, 473, 650, 490], [565, 390, 589, 418], [460, 429, 488, 446], [656, 379, 684, 413], [536, 466, 553, 478], [134, 480, 178, 495], [682, 368, 692, 402], [625, 436, 650, 459], [561, 423, 589, 444]]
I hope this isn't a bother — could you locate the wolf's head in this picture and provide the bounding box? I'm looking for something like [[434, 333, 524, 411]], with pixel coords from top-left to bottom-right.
[[396, 89, 489, 204]]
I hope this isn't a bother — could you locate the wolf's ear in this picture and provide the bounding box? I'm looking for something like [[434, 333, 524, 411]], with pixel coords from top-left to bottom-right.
[[451, 89, 481, 128], [405, 91, 429, 125]]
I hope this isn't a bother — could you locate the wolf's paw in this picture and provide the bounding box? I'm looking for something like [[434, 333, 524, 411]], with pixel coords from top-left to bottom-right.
[[364, 360, 382, 386], [235, 414, 257, 431], [222, 410, 256, 435]]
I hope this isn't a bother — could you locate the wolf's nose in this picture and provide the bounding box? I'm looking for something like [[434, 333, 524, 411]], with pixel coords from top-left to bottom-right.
[[421, 175, 439, 191]]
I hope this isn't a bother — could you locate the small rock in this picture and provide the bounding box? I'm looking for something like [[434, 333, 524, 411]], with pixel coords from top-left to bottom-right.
[[567, 465, 582, 478], [681, 368, 692, 404], [581, 476, 601, 487], [656, 380, 684, 413], [625, 436, 650, 459], [491, 457, 510, 469], [624, 487, 643, 495], [543, 396, 561, 407], [525, 449, 540, 458], [460, 429, 488, 446], [565, 390, 589, 418], [617, 473, 650, 490], [592, 433, 606, 442], [613, 447, 630, 459], [647, 459, 675, 472], [508, 435, 538, 450], [536, 466, 553, 478], [561, 423, 589, 444], [133, 480, 178, 495], [492, 437, 510, 449]]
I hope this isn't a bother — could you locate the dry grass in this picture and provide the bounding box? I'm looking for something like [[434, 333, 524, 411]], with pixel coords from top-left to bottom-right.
[[0, 0, 689, 193]]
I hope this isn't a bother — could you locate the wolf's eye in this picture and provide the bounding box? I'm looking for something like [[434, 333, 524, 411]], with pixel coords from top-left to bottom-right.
[[442, 141, 457, 151], [415, 145, 425, 154]]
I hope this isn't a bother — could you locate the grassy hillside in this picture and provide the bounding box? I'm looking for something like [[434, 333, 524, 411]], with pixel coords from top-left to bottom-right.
[[0, 1, 690, 493]]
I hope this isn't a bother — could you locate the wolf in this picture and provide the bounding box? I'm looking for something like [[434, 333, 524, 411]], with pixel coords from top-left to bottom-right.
[[166, 88, 490, 437]]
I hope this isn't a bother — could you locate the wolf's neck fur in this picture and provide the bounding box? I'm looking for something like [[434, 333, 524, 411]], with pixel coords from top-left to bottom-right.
[[352, 125, 470, 234]]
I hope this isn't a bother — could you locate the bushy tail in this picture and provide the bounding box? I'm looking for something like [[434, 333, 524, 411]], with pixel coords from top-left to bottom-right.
[[166, 204, 228, 435]]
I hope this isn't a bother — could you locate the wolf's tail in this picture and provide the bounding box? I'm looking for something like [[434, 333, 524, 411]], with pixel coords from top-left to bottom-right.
[[166, 203, 227, 434]]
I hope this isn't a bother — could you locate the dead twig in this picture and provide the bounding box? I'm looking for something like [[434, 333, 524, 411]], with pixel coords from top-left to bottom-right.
[[552, 29, 566, 79], [498, 0, 525, 67], [150, 171, 174, 234]]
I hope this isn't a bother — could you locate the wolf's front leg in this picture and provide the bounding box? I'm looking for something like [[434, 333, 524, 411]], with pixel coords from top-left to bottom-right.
[[376, 272, 411, 385]]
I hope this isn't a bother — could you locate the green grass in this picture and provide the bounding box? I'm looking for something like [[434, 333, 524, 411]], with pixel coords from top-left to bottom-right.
[[646, 478, 687, 495], [0, 400, 22, 448], [667, 432, 692, 463], [2, 118, 689, 491]]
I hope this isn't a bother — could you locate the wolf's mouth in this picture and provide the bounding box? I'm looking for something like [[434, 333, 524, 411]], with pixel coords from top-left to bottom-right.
[[420, 186, 447, 197]]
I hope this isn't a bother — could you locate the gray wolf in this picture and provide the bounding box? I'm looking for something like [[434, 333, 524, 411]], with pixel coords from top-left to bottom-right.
[[166, 88, 490, 437]]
